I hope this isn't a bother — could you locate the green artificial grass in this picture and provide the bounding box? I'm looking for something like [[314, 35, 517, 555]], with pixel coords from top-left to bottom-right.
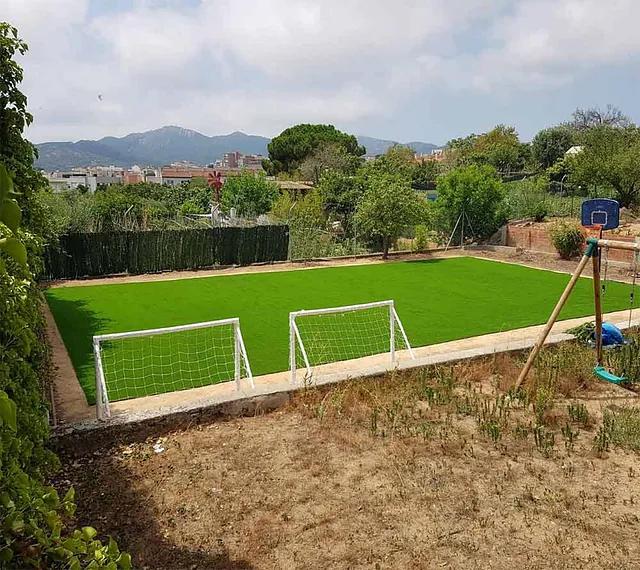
[[45, 257, 633, 404]]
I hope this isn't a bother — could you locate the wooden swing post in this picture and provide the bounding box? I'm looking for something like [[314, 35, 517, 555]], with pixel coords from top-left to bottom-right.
[[515, 238, 640, 389], [514, 243, 597, 389], [592, 251, 603, 365]]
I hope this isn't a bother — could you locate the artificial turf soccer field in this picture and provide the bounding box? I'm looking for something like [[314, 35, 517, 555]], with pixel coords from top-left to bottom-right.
[[45, 257, 633, 404]]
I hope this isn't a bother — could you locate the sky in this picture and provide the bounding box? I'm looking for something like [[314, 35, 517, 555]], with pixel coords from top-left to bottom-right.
[[5, 0, 640, 145]]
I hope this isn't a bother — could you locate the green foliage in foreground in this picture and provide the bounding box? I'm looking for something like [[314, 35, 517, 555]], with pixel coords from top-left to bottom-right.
[[1, 165, 130, 568], [46, 257, 633, 404], [1, 21, 129, 568]]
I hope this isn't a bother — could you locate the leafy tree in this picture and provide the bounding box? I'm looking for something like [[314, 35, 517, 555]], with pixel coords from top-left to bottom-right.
[[531, 126, 574, 169], [0, 23, 47, 232], [221, 171, 279, 217], [264, 124, 365, 175], [317, 170, 364, 233], [354, 174, 424, 259], [299, 142, 360, 184], [568, 125, 640, 207], [370, 145, 442, 190], [372, 145, 416, 179], [445, 126, 526, 173], [431, 165, 507, 242], [412, 158, 441, 190], [476, 125, 526, 173]]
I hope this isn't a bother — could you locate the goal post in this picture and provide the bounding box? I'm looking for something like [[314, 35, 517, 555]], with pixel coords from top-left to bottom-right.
[[289, 300, 415, 384], [93, 317, 253, 420]]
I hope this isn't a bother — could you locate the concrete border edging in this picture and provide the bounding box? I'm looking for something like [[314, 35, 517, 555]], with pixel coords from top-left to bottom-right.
[[52, 316, 640, 455]]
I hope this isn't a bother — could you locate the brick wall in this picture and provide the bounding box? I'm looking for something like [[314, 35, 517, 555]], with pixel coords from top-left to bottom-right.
[[506, 225, 639, 264]]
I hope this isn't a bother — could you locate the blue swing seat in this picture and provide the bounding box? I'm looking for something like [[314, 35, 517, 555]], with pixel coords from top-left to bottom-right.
[[594, 366, 627, 385]]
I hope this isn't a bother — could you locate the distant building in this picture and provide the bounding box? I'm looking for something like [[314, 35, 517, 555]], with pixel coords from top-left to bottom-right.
[[242, 154, 264, 170], [222, 152, 242, 169], [276, 180, 314, 195], [45, 172, 98, 192], [144, 168, 163, 184], [565, 146, 584, 156], [160, 167, 244, 186], [219, 152, 265, 170]]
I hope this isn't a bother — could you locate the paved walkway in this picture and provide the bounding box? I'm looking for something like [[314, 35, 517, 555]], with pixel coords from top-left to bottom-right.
[[54, 308, 640, 428]]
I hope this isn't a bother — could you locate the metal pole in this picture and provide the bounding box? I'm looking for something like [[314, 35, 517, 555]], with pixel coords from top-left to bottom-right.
[[445, 211, 463, 252], [234, 321, 241, 391], [460, 209, 464, 249], [289, 313, 296, 384], [390, 303, 396, 364]]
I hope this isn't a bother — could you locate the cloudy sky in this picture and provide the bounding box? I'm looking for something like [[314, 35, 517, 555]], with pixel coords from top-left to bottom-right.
[[5, 0, 640, 145]]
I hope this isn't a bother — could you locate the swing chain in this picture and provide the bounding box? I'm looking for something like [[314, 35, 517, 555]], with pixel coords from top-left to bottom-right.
[[601, 244, 610, 295], [629, 248, 639, 328]]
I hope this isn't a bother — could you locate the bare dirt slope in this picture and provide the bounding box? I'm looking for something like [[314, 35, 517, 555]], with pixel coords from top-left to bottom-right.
[[55, 352, 640, 570]]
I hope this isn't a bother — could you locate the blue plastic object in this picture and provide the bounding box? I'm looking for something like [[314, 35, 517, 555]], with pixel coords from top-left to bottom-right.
[[601, 322, 627, 346], [581, 198, 620, 230], [594, 366, 627, 384]]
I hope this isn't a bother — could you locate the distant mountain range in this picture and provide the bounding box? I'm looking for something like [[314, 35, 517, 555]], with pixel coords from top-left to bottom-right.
[[357, 136, 440, 156], [34, 126, 440, 171]]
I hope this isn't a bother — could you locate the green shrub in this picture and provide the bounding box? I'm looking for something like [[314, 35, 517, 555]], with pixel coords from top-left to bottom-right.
[[414, 224, 429, 250], [526, 201, 548, 222], [548, 220, 584, 259]]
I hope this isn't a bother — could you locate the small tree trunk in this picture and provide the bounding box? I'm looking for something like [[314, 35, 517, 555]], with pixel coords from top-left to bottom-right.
[[382, 236, 390, 260]]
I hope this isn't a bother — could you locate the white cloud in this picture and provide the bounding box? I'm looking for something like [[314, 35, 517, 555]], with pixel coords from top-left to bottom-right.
[[6, 0, 640, 142], [90, 8, 206, 73], [4, 0, 88, 53]]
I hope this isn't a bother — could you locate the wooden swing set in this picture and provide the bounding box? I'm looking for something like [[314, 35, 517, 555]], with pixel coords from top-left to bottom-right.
[[515, 236, 640, 389]]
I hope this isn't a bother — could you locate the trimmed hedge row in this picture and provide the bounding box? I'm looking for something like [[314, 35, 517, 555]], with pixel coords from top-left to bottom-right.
[[43, 225, 289, 280]]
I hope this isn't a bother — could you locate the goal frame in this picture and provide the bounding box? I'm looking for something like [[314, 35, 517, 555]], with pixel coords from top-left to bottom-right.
[[289, 299, 415, 384], [93, 317, 253, 420]]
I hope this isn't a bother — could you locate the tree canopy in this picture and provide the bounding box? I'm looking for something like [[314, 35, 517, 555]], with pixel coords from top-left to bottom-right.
[[299, 142, 360, 184], [446, 125, 528, 174], [221, 171, 280, 217], [263, 124, 365, 175], [567, 125, 640, 207], [531, 126, 574, 170], [431, 165, 507, 242], [354, 174, 424, 258]]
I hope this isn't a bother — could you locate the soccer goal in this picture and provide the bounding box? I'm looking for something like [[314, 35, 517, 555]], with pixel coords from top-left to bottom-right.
[[93, 318, 253, 419], [289, 300, 415, 384]]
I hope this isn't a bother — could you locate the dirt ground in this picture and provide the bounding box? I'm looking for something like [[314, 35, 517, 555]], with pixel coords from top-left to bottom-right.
[[54, 350, 640, 570]]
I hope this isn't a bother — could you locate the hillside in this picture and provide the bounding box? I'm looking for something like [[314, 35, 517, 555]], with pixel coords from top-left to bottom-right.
[[357, 136, 440, 156], [34, 126, 440, 170], [35, 127, 271, 170]]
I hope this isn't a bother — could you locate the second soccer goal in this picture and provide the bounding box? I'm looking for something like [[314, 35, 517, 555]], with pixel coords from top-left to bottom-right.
[[289, 300, 415, 384]]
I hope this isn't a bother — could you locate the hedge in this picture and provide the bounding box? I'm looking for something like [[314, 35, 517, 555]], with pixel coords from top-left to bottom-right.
[[43, 225, 290, 280]]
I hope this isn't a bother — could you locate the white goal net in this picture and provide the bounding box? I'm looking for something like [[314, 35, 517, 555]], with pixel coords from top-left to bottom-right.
[[93, 318, 253, 419], [289, 300, 414, 384]]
